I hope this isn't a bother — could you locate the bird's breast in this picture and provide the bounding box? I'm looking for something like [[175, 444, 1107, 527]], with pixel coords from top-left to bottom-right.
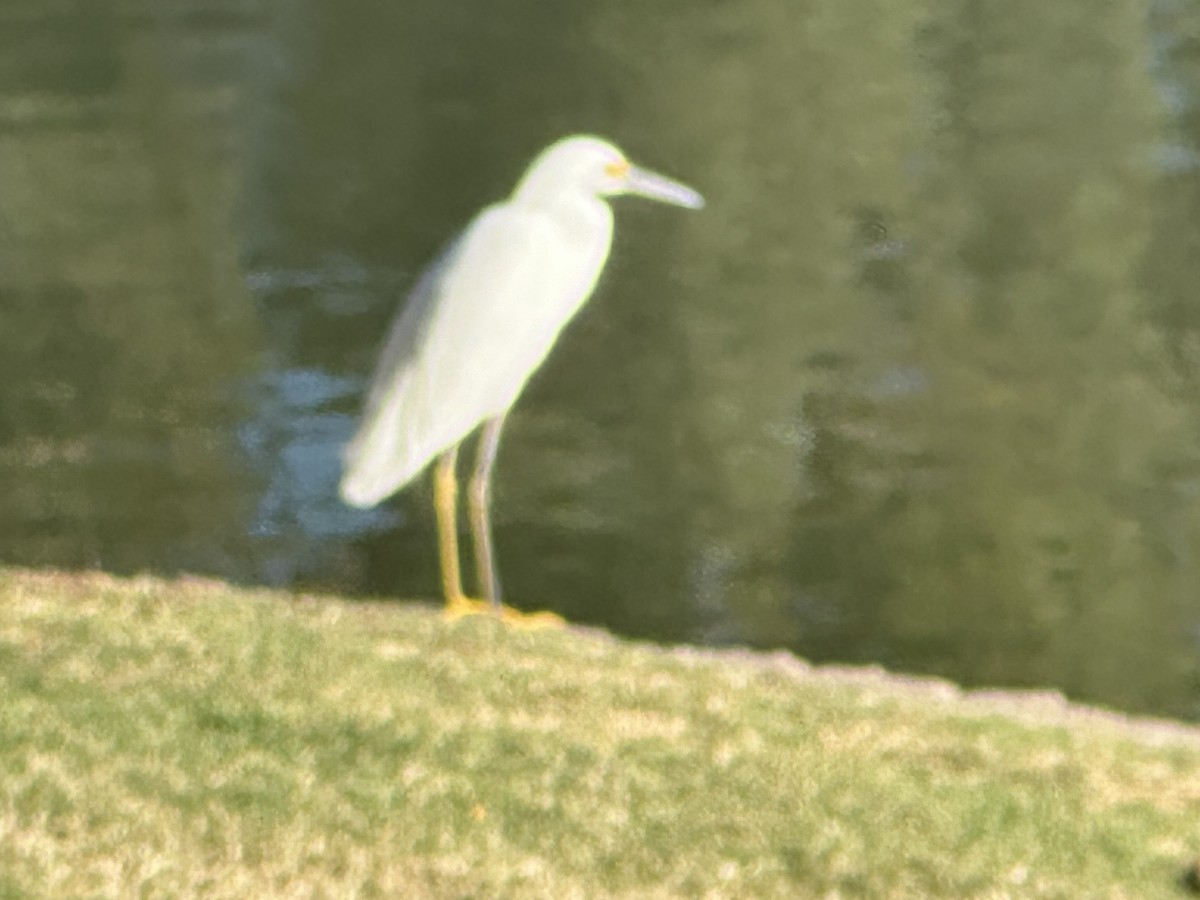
[[532, 199, 614, 316]]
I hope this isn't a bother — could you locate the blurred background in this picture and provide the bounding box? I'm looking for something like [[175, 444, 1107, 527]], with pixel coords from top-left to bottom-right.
[[2, 0, 1199, 720]]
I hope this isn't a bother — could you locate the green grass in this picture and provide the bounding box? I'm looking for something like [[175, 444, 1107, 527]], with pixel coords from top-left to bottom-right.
[[0, 568, 1197, 898]]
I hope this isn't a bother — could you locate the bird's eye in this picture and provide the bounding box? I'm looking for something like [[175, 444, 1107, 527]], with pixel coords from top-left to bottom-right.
[[603, 159, 630, 179]]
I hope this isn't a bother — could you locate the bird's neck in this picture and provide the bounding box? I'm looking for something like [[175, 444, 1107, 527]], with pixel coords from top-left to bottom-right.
[[511, 186, 610, 231]]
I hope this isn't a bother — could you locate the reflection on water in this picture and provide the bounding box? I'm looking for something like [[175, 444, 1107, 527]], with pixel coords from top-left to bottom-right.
[[1, 0, 1199, 721]]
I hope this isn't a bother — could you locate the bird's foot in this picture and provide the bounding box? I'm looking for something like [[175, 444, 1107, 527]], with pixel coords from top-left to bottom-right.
[[442, 594, 493, 620], [497, 606, 565, 630], [442, 595, 564, 630]]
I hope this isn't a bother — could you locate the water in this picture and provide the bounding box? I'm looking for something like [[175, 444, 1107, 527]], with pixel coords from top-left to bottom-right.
[[2, 0, 1199, 721]]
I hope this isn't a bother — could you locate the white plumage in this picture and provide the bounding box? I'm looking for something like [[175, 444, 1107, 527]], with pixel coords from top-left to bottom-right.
[[338, 134, 702, 615], [340, 198, 611, 506]]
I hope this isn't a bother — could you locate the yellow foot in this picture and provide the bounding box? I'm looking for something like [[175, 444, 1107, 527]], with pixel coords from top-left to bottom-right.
[[442, 595, 493, 620], [497, 606, 565, 630], [442, 595, 565, 630]]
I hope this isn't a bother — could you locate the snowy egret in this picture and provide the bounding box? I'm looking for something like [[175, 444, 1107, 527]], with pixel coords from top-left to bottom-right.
[[340, 134, 703, 623]]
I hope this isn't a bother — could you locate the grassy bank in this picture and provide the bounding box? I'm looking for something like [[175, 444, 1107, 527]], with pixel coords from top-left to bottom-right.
[[0, 568, 1198, 898]]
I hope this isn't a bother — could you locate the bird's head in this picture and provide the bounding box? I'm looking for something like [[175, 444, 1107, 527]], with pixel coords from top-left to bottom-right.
[[513, 135, 704, 210]]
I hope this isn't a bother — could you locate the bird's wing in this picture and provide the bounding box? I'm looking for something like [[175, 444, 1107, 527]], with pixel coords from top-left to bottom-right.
[[340, 204, 597, 507]]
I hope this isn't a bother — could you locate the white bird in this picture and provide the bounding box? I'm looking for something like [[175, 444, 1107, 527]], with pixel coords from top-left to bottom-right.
[[340, 134, 704, 624]]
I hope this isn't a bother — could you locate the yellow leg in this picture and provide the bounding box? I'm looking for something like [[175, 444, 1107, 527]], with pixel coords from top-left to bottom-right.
[[434, 447, 489, 619], [433, 437, 563, 630]]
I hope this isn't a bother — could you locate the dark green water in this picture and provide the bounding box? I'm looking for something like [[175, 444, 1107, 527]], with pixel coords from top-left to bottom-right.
[[2, 0, 1199, 720]]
